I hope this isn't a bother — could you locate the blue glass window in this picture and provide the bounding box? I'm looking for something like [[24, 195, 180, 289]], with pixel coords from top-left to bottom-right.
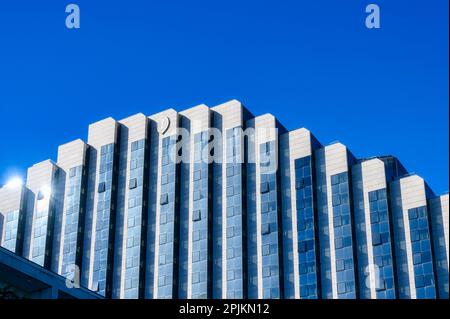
[[289, 156, 320, 299], [92, 143, 116, 296], [407, 206, 436, 299], [61, 165, 84, 279], [259, 141, 282, 299], [330, 172, 357, 299], [123, 139, 146, 299], [222, 127, 245, 299], [367, 188, 396, 299], [190, 131, 211, 299], [2, 210, 20, 253]]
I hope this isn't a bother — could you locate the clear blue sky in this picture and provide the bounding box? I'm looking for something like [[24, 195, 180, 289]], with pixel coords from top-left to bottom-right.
[[0, 0, 448, 194]]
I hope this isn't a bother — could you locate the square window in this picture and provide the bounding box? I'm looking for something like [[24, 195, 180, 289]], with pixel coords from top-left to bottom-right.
[[194, 170, 201, 181], [335, 238, 343, 249], [159, 233, 167, 245], [346, 282, 354, 293], [227, 227, 235, 238], [158, 275, 166, 287], [261, 223, 270, 235], [226, 167, 234, 177], [413, 253, 422, 265], [377, 210, 387, 222], [382, 255, 391, 266], [129, 178, 137, 190], [385, 278, 394, 290], [334, 216, 342, 228], [410, 230, 420, 242], [160, 213, 167, 225], [337, 282, 346, 294], [336, 259, 345, 272], [160, 193, 169, 205], [159, 254, 166, 265], [299, 263, 308, 275], [380, 232, 390, 244], [298, 220, 306, 231], [332, 194, 341, 207], [161, 174, 169, 185], [262, 244, 270, 256], [192, 272, 200, 284], [262, 266, 271, 278], [295, 158, 305, 169], [260, 182, 270, 194], [342, 236, 352, 247], [194, 190, 202, 201], [415, 275, 425, 288], [193, 231, 200, 241], [417, 207, 427, 218], [376, 280, 386, 292], [377, 200, 387, 211], [131, 141, 139, 151], [306, 240, 314, 251], [298, 241, 307, 253], [370, 212, 379, 224], [98, 182, 106, 193], [377, 189, 386, 199], [331, 175, 340, 185], [408, 209, 418, 220], [304, 177, 311, 187], [344, 259, 353, 270], [369, 191, 378, 202], [340, 194, 349, 204], [420, 230, 429, 240], [192, 251, 200, 262], [193, 210, 201, 222], [308, 285, 316, 296], [341, 236, 353, 248], [296, 178, 305, 190], [128, 195, 138, 209], [227, 206, 234, 218], [421, 251, 431, 263], [372, 233, 382, 246], [424, 275, 434, 287], [227, 186, 234, 197]]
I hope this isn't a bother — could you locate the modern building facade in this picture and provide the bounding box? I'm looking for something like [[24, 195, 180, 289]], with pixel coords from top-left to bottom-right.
[[0, 100, 448, 299]]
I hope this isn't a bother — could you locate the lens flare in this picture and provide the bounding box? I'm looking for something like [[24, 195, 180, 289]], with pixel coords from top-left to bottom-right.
[[6, 177, 23, 189]]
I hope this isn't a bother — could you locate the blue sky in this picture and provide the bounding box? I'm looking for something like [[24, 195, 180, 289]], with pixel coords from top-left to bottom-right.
[[0, 0, 448, 194]]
